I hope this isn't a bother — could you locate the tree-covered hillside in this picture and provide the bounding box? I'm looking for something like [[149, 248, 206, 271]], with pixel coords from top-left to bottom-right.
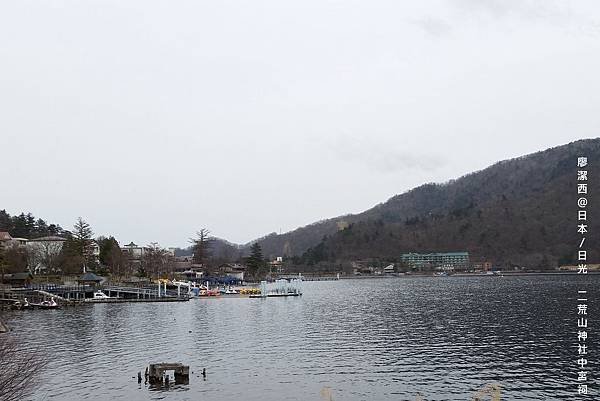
[[254, 139, 599, 268]]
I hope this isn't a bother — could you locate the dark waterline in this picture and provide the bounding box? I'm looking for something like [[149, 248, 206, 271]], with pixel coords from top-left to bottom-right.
[[4, 276, 598, 401]]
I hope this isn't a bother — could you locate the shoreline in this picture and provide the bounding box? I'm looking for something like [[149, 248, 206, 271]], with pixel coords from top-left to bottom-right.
[[339, 271, 600, 279]]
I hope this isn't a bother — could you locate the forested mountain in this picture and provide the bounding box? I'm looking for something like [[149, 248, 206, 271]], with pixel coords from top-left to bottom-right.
[[252, 139, 599, 268]]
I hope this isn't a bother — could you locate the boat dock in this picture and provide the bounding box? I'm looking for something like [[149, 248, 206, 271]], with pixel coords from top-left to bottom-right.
[[278, 274, 339, 281], [249, 279, 303, 299], [85, 296, 188, 303], [1, 283, 190, 307]]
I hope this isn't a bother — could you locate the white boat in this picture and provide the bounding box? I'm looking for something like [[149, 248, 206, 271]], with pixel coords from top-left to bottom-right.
[[32, 297, 59, 309], [92, 290, 117, 300], [225, 288, 238, 294], [171, 280, 192, 288]]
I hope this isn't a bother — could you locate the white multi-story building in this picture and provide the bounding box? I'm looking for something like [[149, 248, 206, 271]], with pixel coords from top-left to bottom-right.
[[401, 252, 470, 271]]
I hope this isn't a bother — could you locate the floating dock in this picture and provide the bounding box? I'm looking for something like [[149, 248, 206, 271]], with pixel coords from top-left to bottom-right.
[[249, 279, 303, 298], [85, 297, 188, 303], [249, 292, 302, 298]]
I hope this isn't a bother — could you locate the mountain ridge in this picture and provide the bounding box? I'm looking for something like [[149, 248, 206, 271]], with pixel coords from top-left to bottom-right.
[[248, 138, 599, 267]]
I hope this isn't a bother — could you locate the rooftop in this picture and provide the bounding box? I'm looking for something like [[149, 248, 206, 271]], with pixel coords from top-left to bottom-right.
[[28, 236, 67, 242], [4, 272, 33, 280], [0, 232, 13, 241], [78, 272, 103, 282]]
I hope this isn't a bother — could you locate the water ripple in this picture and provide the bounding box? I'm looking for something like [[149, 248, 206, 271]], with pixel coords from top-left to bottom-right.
[[3, 275, 598, 400]]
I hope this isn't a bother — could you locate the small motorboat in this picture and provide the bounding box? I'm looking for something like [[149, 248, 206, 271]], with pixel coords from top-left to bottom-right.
[[198, 286, 220, 296], [225, 288, 238, 294], [92, 290, 117, 300]]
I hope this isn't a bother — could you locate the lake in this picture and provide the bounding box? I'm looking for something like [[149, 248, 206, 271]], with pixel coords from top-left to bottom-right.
[[3, 275, 597, 400]]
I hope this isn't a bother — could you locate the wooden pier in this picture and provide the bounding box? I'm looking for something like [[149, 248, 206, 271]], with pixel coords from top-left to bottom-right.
[[2, 284, 189, 306], [249, 292, 302, 298], [85, 297, 188, 303], [147, 363, 190, 384]]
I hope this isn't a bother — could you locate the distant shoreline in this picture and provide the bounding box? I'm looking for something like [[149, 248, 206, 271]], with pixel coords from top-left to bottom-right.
[[340, 271, 600, 279]]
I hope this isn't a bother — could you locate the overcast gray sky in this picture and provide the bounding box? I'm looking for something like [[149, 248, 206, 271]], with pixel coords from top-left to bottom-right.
[[1, 1, 599, 247]]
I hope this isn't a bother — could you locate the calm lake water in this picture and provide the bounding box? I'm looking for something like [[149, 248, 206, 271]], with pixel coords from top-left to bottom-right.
[[4, 276, 598, 401]]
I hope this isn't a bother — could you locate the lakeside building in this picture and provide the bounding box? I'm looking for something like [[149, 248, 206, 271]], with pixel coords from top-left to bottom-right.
[[218, 263, 247, 281], [2, 272, 33, 286], [351, 261, 397, 275], [269, 256, 284, 273], [0, 231, 28, 250], [122, 242, 175, 261], [173, 256, 193, 272], [401, 252, 470, 271], [122, 242, 146, 260], [472, 261, 493, 271], [559, 264, 600, 272]]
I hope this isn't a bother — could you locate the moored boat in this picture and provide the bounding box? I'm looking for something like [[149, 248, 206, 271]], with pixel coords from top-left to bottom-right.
[[92, 290, 118, 300], [31, 297, 59, 309]]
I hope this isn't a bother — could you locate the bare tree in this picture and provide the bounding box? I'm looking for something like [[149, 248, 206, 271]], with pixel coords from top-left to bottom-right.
[[141, 243, 172, 279], [26, 241, 63, 274], [0, 335, 47, 401]]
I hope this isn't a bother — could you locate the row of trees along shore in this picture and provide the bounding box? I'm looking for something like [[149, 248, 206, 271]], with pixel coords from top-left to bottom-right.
[[0, 210, 270, 281]]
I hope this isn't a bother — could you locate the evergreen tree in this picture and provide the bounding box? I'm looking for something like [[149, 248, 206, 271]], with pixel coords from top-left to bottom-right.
[[57, 236, 85, 275], [0, 210, 11, 232], [0, 210, 63, 238], [246, 242, 266, 281], [97, 236, 125, 277], [72, 217, 95, 273], [12, 214, 28, 238], [35, 219, 48, 236], [190, 228, 214, 274]]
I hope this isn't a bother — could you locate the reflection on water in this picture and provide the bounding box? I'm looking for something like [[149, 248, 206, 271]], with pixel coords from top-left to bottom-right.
[[4, 275, 597, 401]]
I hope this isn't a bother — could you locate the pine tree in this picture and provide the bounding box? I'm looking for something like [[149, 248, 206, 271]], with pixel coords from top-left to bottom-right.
[[72, 217, 95, 273], [98, 236, 124, 277], [246, 242, 265, 281]]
